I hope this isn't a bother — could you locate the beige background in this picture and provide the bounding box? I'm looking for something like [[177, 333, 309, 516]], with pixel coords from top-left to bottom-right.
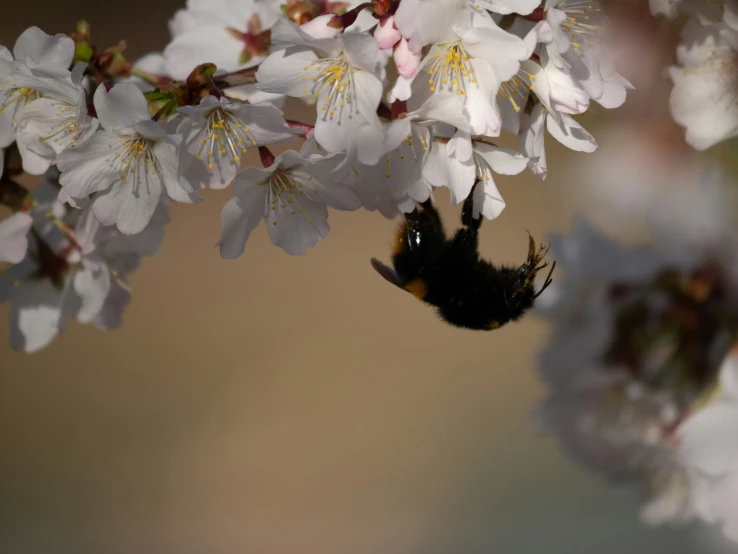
[[0, 6, 728, 554]]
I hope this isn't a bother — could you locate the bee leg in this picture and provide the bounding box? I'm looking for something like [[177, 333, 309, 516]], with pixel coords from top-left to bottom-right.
[[461, 182, 482, 231], [418, 199, 446, 238]]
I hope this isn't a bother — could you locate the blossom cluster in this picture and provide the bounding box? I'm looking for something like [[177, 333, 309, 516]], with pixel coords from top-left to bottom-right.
[[536, 169, 738, 540], [654, 0, 738, 150], [0, 0, 630, 351]]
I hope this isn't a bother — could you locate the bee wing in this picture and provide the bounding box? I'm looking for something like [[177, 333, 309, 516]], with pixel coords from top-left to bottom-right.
[[370, 258, 405, 289]]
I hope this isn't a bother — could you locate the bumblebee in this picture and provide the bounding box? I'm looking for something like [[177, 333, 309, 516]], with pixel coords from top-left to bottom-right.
[[370, 189, 555, 331]]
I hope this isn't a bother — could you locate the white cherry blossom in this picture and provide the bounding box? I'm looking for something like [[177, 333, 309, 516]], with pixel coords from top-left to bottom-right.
[[543, 0, 632, 108], [255, 19, 386, 164], [300, 128, 416, 218], [423, 130, 527, 219], [13, 62, 99, 175], [218, 149, 361, 257], [519, 101, 597, 180], [0, 27, 75, 148], [177, 95, 297, 189], [57, 83, 200, 235], [399, 14, 530, 136], [356, 94, 472, 209]]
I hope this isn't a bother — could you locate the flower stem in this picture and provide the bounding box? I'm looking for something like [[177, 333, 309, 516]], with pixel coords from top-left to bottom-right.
[[131, 67, 165, 86], [213, 67, 259, 88]]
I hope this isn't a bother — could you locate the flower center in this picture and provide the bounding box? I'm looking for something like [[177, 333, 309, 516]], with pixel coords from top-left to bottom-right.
[[301, 57, 357, 121], [262, 169, 318, 224], [472, 151, 493, 181], [384, 124, 428, 179], [427, 44, 478, 96], [604, 263, 738, 418], [196, 107, 257, 169], [497, 70, 534, 114], [558, 1, 604, 52], [683, 42, 738, 97], [105, 135, 159, 192], [38, 99, 86, 149], [225, 14, 271, 65], [0, 86, 42, 124]]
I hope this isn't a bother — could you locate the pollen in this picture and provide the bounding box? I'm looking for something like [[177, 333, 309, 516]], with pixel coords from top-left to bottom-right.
[[497, 70, 533, 114], [259, 169, 317, 223], [427, 44, 479, 96], [107, 134, 158, 195], [194, 107, 262, 173]]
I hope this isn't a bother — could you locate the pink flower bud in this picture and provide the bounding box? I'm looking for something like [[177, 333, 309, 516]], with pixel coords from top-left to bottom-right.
[[374, 15, 401, 50], [394, 38, 421, 79]]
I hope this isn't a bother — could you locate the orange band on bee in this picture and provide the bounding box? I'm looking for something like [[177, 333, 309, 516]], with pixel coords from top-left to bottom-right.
[[404, 279, 428, 300]]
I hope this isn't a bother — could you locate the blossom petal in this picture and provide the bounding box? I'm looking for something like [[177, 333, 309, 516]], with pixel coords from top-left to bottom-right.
[[266, 196, 330, 255], [680, 403, 738, 475], [74, 261, 112, 323], [476, 145, 527, 175], [218, 188, 266, 259], [9, 278, 67, 353], [57, 133, 120, 203], [94, 83, 150, 130], [164, 25, 246, 80], [255, 47, 320, 97], [0, 212, 33, 263], [519, 102, 548, 179], [547, 113, 597, 152], [152, 139, 200, 203], [475, 0, 539, 15], [472, 175, 506, 220], [13, 26, 74, 66]]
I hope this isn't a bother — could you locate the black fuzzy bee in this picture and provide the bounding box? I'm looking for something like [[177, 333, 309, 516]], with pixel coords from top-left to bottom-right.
[[371, 189, 555, 331]]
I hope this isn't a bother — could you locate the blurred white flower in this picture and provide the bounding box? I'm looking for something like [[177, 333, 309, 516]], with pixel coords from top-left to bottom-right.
[[57, 83, 200, 235], [536, 186, 738, 525], [0, 212, 33, 263], [650, 0, 725, 21], [669, 16, 738, 150], [163, 0, 282, 79], [218, 149, 360, 257], [1, 183, 167, 353], [680, 352, 738, 543]]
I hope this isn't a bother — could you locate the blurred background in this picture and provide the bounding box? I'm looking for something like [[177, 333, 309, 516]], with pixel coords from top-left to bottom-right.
[[0, 3, 734, 553]]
